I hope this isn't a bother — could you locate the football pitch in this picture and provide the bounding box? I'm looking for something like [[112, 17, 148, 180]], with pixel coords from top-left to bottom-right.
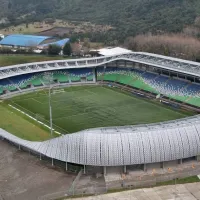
[[8, 85, 192, 134]]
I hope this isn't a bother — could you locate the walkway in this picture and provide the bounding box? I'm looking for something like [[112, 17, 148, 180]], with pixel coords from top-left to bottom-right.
[[67, 182, 200, 200]]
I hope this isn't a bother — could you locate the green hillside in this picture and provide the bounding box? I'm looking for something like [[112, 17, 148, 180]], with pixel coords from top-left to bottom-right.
[[1, 0, 200, 39]]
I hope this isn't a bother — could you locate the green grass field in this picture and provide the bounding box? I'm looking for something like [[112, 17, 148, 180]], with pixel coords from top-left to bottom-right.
[[0, 55, 66, 67], [0, 103, 51, 141], [7, 85, 193, 135]]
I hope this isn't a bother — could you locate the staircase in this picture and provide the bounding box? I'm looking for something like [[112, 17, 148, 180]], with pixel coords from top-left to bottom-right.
[[8, 78, 21, 91]]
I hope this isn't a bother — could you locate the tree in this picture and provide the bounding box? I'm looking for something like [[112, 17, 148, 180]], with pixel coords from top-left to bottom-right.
[[8, 2, 12, 9], [47, 44, 61, 55], [63, 42, 72, 56], [71, 42, 81, 56]]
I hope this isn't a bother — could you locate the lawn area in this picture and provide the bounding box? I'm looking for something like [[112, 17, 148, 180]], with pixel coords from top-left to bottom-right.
[[156, 176, 200, 186], [7, 85, 192, 135], [105, 176, 200, 195], [0, 19, 69, 35], [0, 102, 51, 141], [0, 55, 66, 67]]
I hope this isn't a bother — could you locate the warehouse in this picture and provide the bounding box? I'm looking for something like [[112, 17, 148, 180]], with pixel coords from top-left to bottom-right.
[[0, 34, 69, 49]]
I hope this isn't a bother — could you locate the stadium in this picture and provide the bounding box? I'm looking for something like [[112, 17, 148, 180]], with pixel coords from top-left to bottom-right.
[[0, 52, 200, 179]]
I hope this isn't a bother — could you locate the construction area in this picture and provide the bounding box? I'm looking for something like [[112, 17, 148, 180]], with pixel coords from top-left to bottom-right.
[[0, 140, 76, 200]]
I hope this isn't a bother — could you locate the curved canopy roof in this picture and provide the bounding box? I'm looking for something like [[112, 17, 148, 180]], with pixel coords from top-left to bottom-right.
[[96, 47, 132, 56], [39, 38, 70, 48], [1, 115, 200, 166], [1, 52, 200, 79], [0, 34, 50, 47]]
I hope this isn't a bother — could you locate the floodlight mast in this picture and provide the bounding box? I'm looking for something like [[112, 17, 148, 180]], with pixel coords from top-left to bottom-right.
[[49, 86, 53, 136], [43, 73, 54, 136]]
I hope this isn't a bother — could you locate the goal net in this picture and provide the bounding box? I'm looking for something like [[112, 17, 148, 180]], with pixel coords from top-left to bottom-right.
[[52, 89, 65, 95]]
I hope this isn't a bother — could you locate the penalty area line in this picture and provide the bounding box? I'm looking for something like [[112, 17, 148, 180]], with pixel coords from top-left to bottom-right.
[[8, 104, 62, 136], [32, 98, 43, 104]]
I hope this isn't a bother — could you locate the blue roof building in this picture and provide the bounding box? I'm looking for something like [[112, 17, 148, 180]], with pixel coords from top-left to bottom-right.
[[39, 38, 70, 48], [0, 34, 51, 47]]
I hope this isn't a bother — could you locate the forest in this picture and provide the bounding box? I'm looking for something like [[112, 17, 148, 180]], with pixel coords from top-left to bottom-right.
[[1, 0, 200, 40], [2, 0, 200, 60]]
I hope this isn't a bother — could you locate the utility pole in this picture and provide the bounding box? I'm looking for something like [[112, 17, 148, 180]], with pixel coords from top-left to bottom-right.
[[43, 72, 54, 136]]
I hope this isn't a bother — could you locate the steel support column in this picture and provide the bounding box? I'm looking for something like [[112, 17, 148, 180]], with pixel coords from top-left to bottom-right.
[[124, 165, 127, 174], [178, 159, 182, 164], [104, 166, 107, 176], [66, 162, 68, 171], [143, 164, 147, 172], [196, 155, 200, 162], [160, 162, 164, 169], [83, 165, 86, 174], [52, 158, 54, 166]]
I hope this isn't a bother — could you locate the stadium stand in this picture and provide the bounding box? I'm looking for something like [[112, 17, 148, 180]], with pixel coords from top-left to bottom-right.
[[0, 68, 94, 92], [97, 67, 200, 107], [0, 78, 18, 92], [1, 67, 200, 107], [0, 54, 199, 106], [0, 50, 200, 106], [53, 72, 69, 83]]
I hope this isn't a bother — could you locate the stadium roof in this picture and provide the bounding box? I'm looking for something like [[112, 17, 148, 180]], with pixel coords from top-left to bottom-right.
[[0, 34, 51, 47], [96, 47, 132, 56], [1, 115, 200, 167], [1, 52, 200, 79], [39, 38, 70, 48]]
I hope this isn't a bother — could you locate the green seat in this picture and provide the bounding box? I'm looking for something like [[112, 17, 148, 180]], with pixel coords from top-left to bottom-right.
[[186, 97, 200, 107], [97, 74, 103, 81], [19, 83, 29, 89], [163, 95, 200, 107], [142, 85, 158, 93], [70, 76, 81, 82], [54, 74, 69, 83], [167, 95, 188, 103], [129, 79, 144, 88], [31, 78, 43, 86], [118, 75, 133, 85], [104, 74, 118, 82], [0, 87, 3, 94], [87, 75, 94, 81], [6, 85, 17, 91]]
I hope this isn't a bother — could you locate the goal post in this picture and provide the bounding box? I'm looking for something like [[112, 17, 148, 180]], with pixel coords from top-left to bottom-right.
[[52, 88, 65, 95]]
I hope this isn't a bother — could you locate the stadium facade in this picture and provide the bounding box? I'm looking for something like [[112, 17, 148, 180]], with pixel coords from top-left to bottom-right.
[[0, 52, 200, 174]]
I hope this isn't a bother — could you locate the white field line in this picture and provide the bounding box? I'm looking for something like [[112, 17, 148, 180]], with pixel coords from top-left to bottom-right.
[[105, 86, 188, 117], [85, 89, 97, 95], [8, 104, 61, 135], [54, 112, 87, 120], [32, 98, 43, 104]]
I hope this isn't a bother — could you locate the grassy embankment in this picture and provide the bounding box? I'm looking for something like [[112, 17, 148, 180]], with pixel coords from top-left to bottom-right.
[[0, 55, 66, 67]]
